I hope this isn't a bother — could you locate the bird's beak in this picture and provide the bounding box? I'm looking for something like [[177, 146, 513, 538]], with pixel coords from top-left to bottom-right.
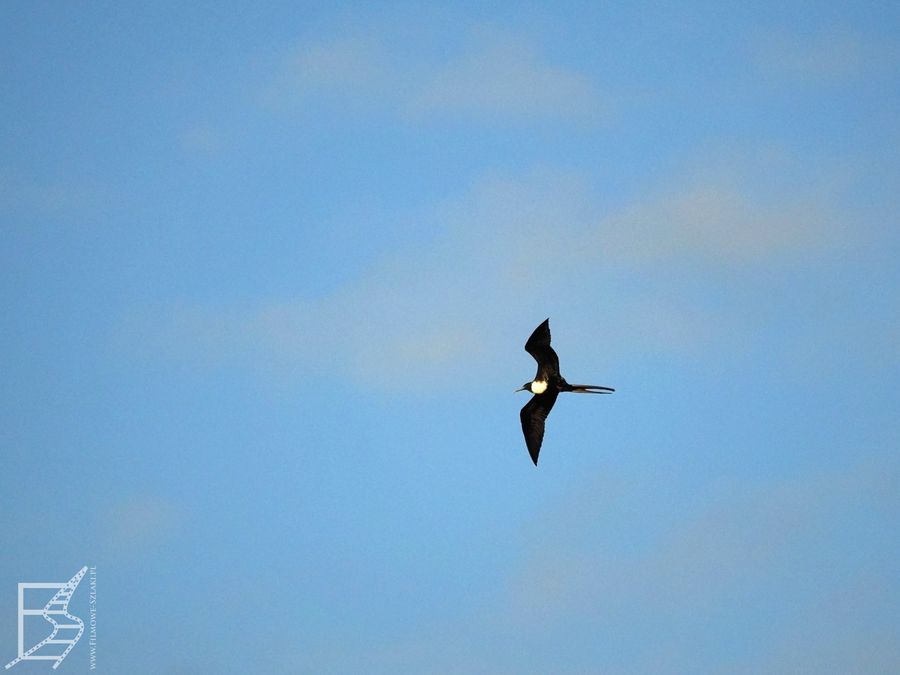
[[515, 386, 526, 392]]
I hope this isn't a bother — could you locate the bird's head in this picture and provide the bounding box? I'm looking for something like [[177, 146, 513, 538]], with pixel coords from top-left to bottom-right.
[[517, 379, 548, 394]]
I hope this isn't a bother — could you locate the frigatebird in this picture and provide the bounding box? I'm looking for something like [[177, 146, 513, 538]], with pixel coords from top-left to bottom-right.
[[517, 318, 614, 465]]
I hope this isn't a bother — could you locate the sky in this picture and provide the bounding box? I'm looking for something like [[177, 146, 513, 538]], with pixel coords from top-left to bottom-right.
[[2, 2, 899, 673]]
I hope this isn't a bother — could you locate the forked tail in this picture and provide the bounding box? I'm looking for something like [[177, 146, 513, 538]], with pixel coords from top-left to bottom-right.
[[569, 384, 615, 394]]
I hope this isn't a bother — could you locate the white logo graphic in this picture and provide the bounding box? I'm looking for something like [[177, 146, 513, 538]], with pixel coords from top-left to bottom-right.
[[5, 567, 87, 670]]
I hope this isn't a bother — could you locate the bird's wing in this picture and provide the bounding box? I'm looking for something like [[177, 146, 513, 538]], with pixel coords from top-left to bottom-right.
[[520, 390, 559, 465], [524, 318, 560, 379]]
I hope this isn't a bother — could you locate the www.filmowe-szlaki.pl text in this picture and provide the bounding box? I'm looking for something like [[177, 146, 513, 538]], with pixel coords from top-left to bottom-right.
[[88, 567, 96, 670]]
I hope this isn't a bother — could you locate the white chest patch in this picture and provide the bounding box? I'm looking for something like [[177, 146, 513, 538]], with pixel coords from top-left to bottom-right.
[[531, 380, 548, 394]]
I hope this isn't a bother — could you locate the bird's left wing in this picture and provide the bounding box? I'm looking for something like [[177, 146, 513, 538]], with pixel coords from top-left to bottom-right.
[[519, 390, 559, 466]]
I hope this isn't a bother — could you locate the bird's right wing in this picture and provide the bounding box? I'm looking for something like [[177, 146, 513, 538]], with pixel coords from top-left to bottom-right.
[[520, 390, 559, 466], [524, 318, 560, 379]]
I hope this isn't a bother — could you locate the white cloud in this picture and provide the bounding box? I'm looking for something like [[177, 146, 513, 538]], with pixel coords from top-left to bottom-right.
[[121, 151, 851, 387], [263, 25, 603, 123], [297, 453, 900, 673], [179, 124, 223, 156], [752, 28, 896, 82], [741, 574, 900, 674], [264, 34, 394, 108], [102, 495, 181, 555], [491, 453, 900, 673], [513, 458, 894, 613], [340, 453, 900, 673], [0, 168, 105, 216], [409, 27, 603, 121], [597, 180, 836, 265]]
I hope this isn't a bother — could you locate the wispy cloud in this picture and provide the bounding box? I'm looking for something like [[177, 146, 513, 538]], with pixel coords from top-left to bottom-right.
[[494, 454, 900, 673], [409, 27, 603, 121], [264, 34, 395, 110], [179, 124, 224, 156], [297, 452, 900, 673], [263, 24, 604, 123], [338, 453, 900, 674], [511, 457, 897, 614], [597, 179, 837, 265], [752, 27, 897, 82], [102, 495, 181, 555], [0, 168, 105, 217], [119, 149, 852, 388]]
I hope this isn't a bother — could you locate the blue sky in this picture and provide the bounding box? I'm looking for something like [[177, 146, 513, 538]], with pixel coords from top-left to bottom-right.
[[2, 2, 899, 673]]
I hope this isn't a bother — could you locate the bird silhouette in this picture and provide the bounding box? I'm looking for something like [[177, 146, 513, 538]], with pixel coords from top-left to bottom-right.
[[517, 318, 614, 465]]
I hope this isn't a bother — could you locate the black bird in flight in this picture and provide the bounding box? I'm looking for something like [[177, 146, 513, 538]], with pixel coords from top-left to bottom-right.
[[517, 318, 614, 465]]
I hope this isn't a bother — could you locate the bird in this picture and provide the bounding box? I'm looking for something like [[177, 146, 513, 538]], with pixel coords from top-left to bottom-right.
[[517, 318, 614, 465]]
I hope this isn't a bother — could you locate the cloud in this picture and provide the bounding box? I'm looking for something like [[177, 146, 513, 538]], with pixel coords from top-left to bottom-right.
[[179, 124, 223, 156], [0, 168, 105, 217], [597, 179, 836, 265], [264, 34, 395, 109], [752, 28, 895, 82], [102, 495, 181, 555], [509, 456, 898, 615], [120, 150, 851, 387], [742, 574, 900, 674], [264, 25, 603, 123], [507, 454, 900, 673], [409, 27, 603, 121], [342, 453, 900, 673]]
